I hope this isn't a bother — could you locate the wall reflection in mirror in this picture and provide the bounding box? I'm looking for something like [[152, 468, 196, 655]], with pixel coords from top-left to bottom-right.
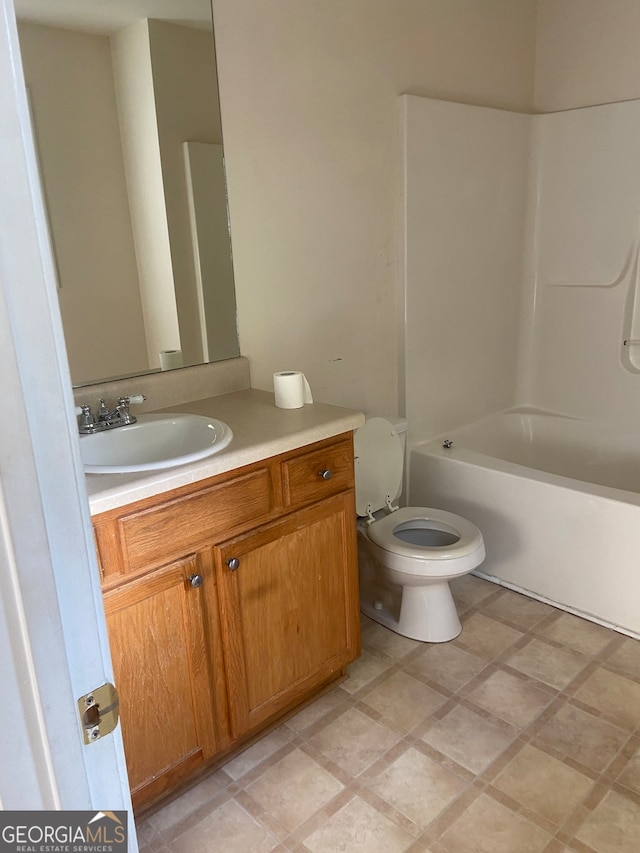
[[15, 0, 239, 387]]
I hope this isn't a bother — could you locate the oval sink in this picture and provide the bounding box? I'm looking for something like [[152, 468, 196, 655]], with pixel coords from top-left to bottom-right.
[[80, 413, 233, 473]]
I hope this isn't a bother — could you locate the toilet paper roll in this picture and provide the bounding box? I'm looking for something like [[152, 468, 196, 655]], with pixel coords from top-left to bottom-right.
[[273, 371, 314, 409], [159, 349, 184, 370]]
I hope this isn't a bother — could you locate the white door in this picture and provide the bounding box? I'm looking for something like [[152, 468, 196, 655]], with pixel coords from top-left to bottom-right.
[[0, 0, 135, 845]]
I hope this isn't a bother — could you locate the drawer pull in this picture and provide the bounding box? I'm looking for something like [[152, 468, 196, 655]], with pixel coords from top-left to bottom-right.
[[187, 573, 204, 589], [226, 557, 240, 571], [318, 469, 333, 481]]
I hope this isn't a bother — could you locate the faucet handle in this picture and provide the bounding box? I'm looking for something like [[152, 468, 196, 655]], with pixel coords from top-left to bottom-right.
[[116, 394, 146, 425], [75, 404, 96, 433], [116, 394, 147, 409]]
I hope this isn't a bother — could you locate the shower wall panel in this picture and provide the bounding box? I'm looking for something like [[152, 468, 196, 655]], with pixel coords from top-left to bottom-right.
[[403, 95, 530, 443], [524, 100, 640, 425]]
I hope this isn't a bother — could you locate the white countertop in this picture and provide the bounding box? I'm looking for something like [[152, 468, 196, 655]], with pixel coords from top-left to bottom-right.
[[84, 388, 365, 515]]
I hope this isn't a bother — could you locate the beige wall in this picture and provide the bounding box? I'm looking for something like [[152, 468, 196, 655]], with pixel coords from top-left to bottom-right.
[[535, 0, 640, 112], [24, 3, 640, 419], [212, 0, 537, 416], [18, 22, 148, 385]]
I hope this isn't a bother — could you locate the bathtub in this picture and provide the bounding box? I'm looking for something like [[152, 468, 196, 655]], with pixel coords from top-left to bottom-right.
[[409, 409, 640, 638]]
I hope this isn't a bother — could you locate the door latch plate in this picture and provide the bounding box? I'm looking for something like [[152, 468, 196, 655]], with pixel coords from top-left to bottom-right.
[[77, 682, 119, 744]]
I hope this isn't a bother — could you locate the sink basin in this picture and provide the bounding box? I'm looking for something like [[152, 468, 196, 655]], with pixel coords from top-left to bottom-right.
[[80, 413, 233, 473]]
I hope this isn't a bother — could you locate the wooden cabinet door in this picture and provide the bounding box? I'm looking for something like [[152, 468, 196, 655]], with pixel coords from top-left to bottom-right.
[[215, 492, 360, 739], [103, 554, 218, 810]]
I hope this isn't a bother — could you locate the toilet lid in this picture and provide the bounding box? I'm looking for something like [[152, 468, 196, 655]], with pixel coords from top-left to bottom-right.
[[354, 417, 404, 516]]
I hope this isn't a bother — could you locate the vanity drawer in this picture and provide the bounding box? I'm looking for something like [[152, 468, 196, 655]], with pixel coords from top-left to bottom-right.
[[282, 436, 354, 508], [117, 467, 276, 573]]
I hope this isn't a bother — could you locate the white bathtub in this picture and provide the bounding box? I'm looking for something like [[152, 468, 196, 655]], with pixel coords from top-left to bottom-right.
[[409, 409, 640, 637]]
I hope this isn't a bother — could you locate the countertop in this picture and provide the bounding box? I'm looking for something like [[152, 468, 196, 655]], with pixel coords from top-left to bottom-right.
[[84, 388, 365, 515]]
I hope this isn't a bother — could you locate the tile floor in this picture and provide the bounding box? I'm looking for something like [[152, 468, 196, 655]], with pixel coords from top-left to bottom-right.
[[136, 576, 640, 853]]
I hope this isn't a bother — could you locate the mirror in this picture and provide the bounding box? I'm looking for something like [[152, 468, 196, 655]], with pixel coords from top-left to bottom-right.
[[14, 0, 239, 387]]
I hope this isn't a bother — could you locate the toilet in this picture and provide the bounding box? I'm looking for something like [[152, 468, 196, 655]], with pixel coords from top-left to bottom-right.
[[355, 417, 485, 643]]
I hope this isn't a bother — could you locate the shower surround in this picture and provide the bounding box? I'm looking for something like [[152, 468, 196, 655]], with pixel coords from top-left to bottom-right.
[[403, 95, 640, 632]]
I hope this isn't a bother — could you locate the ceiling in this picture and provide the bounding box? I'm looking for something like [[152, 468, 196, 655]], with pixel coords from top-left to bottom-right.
[[13, 0, 212, 35]]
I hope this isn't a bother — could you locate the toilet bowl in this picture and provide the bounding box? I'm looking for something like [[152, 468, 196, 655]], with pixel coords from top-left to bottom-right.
[[355, 418, 485, 642]]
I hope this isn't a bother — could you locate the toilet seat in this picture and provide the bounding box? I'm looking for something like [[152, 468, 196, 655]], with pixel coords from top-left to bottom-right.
[[366, 506, 485, 577]]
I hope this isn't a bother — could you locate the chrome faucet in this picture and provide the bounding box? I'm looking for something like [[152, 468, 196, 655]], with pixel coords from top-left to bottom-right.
[[76, 394, 146, 434]]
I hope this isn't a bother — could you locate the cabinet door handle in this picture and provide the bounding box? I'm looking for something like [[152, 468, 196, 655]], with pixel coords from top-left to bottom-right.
[[226, 557, 240, 571], [318, 468, 333, 480], [187, 573, 204, 588]]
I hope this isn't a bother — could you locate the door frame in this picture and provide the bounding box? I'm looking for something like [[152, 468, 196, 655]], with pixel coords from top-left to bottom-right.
[[0, 0, 135, 840]]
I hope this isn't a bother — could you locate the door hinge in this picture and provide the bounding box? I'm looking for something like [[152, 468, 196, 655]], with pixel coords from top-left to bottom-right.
[[77, 682, 120, 744]]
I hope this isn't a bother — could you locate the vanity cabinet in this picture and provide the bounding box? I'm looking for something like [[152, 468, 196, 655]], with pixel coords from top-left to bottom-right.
[[92, 432, 360, 812]]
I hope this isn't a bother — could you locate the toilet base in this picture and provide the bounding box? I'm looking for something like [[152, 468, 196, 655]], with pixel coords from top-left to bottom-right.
[[360, 579, 462, 643]]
